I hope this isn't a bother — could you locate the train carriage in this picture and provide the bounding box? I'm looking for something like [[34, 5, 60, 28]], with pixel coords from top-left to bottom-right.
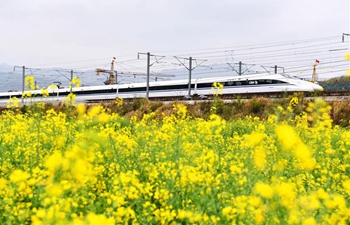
[[0, 73, 323, 106]]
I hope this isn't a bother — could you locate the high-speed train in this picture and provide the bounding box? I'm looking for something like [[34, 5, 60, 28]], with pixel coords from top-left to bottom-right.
[[0, 73, 323, 106]]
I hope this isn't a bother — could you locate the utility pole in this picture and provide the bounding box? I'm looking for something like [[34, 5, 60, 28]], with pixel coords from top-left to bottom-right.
[[174, 56, 207, 98], [227, 62, 255, 75], [239, 61, 242, 75], [14, 66, 40, 104], [55, 70, 81, 93], [138, 52, 165, 99], [273, 65, 285, 74], [146, 52, 150, 98], [189, 57, 192, 96], [14, 66, 28, 94], [21, 66, 25, 93], [70, 70, 73, 92], [21, 66, 26, 105]]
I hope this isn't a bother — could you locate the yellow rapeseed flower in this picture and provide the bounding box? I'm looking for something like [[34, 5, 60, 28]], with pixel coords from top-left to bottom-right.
[[41, 88, 49, 97], [212, 82, 224, 95], [276, 124, 315, 170], [346, 53, 350, 76], [274, 182, 296, 207], [254, 208, 265, 224], [64, 93, 76, 105], [345, 53, 350, 60], [173, 103, 188, 119], [0, 178, 7, 189], [45, 152, 63, 174], [46, 183, 63, 197], [88, 105, 103, 117], [10, 169, 30, 183], [115, 97, 123, 107], [87, 213, 115, 225], [25, 75, 35, 90], [253, 147, 266, 170], [7, 97, 19, 108], [69, 77, 81, 89], [342, 179, 350, 195], [294, 144, 315, 170], [275, 124, 298, 151], [254, 182, 274, 199], [302, 217, 316, 225], [289, 96, 299, 107], [76, 104, 86, 117], [98, 112, 109, 123]]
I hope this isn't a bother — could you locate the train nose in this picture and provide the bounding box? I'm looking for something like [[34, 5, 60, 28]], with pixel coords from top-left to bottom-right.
[[313, 83, 324, 91]]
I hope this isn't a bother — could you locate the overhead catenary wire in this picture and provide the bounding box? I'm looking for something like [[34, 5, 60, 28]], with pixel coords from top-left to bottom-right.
[[151, 35, 341, 54], [27, 54, 136, 68], [21, 35, 349, 71], [1, 34, 348, 93]]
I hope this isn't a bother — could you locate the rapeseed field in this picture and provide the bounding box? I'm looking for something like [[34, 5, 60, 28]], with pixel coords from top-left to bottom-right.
[[0, 95, 349, 225]]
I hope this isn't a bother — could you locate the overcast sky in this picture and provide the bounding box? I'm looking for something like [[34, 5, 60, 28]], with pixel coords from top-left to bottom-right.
[[1, 0, 349, 67]]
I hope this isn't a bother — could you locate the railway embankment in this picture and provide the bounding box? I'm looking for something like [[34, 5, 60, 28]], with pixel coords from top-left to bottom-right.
[[1, 95, 350, 128]]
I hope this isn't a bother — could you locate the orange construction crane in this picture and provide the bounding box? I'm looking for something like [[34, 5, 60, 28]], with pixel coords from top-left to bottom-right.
[[311, 59, 320, 83]]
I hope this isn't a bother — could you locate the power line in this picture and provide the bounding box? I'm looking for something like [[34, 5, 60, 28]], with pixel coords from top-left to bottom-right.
[[151, 35, 341, 54], [27, 54, 136, 68]]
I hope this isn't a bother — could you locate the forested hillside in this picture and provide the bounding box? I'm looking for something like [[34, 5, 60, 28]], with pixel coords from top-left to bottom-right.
[[319, 76, 350, 91]]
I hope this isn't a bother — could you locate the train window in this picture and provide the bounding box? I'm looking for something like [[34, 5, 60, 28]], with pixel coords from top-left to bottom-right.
[[198, 83, 212, 88], [227, 81, 234, 86], [149, 84, 191, 91], [236, 82, 242, 85], [248, 81, 257, 85]]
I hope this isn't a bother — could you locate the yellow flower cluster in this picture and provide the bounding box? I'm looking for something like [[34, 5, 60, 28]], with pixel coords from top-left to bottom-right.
[[25, 75, 36, 91], [345, 53, 350, 76], [7, 96, 19, 108], [41, 88, 49, 97], [70, 77, 81, 89], [212, 82, 224, 96], [64, 93, 76, 105], [115, 97, 123, 107], [0, 100, 349, 224]]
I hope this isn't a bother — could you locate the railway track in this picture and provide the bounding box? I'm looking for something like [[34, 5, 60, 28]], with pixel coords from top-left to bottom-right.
[[85, 91, 350, 104]]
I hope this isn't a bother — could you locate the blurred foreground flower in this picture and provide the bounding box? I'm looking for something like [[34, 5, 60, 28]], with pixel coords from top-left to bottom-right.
[[7, 97, 19, 108], [346, 53, 350, 76]]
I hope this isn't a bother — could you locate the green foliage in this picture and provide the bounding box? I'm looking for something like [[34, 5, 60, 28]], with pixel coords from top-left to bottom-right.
[[319, 76, 350, 91]]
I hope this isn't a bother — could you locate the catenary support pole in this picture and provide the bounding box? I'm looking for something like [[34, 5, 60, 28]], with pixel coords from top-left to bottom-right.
[[239, 61, 242, 75], [138, 52, 166, 100], [146, 52, 150, 99], [174, 56, 206, 99], [188, 57, 192, 96], [22, 66, 25, 94], [70, 70, 73, 93]]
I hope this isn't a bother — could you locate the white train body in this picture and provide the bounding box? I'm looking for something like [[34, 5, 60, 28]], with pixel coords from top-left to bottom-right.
[[0, 73, 323, 106]]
